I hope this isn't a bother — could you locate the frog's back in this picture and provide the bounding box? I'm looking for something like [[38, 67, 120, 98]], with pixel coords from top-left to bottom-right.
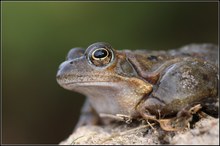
[[125, 43, 218, 75], [150, 58, 217, 115], [127, 43, 218, 117], [169, 43, 218, 65]]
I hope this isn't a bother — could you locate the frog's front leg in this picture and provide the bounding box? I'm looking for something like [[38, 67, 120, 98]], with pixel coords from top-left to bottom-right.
[[137, 101, 176, 131], [136, 98, 161, 127], [74, 98, 101, 130]]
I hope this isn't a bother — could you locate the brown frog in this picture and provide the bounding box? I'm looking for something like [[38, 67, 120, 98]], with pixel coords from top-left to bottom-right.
[[56, 42, 218, 131]]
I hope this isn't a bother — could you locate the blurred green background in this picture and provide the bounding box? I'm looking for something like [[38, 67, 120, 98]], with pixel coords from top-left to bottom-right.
[[2, 2, 218, 144]]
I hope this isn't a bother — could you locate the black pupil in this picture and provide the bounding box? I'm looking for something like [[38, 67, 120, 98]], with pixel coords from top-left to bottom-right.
[[94, 49, 108, 58]]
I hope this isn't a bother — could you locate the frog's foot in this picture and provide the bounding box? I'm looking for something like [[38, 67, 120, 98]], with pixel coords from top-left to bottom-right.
[[158, 117, 188, 131], [140, 110, 185, 131], [158, 104, 202, 131], [99, 113, 133, 124]]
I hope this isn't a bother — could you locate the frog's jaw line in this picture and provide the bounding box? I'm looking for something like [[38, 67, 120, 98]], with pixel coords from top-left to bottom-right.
[[63, 81, 119, 89]]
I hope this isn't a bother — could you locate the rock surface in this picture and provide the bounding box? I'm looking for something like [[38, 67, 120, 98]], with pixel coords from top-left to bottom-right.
[[60, 115, 219, 145]]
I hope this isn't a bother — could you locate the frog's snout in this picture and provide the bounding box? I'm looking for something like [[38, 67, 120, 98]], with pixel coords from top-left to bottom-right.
[[56, 60, 72, 79]]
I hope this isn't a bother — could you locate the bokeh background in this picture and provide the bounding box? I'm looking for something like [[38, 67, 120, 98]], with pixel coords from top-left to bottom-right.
[[2, 2, 218, 144]]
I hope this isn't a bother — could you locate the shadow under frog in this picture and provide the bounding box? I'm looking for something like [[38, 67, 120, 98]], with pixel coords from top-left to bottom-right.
[[56, 42, 218, 131]]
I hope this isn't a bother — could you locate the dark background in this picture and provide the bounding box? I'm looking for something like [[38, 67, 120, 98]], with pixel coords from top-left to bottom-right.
[[2, 2, 218, 144]]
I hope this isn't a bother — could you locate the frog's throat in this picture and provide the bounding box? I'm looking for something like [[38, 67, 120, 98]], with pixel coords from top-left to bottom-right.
[[68, 78, 153, 116]]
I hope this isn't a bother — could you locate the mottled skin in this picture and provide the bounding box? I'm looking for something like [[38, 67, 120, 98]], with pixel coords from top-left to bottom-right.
[[57, 42, 218, 131]]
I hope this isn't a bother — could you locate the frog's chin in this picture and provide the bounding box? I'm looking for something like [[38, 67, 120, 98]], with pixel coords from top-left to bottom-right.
[[61, 81, 129, 98]]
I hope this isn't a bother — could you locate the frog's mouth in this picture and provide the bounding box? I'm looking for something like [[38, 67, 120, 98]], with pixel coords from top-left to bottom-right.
[[56, 74, 124, 89], [57, 75, 129, 96], [57, 72, 153, 99], [63, 81, 120, 89]]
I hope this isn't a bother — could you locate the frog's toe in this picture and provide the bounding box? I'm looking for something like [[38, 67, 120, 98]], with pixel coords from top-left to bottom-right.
[[177, 104, 202, 117], [158, 117, 188, 131]]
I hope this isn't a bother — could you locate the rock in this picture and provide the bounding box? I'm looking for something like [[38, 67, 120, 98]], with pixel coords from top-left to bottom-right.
[[60, 116, 219, 145], [171, 116, 219, 145]]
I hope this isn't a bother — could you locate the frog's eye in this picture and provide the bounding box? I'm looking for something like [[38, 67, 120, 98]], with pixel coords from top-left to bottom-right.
[[89, 48, 112, 66], [92, 48, 109, 60], [86, 42, 115, 67]]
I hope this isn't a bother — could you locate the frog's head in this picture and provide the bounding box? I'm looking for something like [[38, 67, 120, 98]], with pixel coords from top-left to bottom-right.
[[56, 42, 152, 114]]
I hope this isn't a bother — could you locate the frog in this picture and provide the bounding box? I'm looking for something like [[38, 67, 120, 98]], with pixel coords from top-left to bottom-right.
[[56, 42, 218, 131]]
